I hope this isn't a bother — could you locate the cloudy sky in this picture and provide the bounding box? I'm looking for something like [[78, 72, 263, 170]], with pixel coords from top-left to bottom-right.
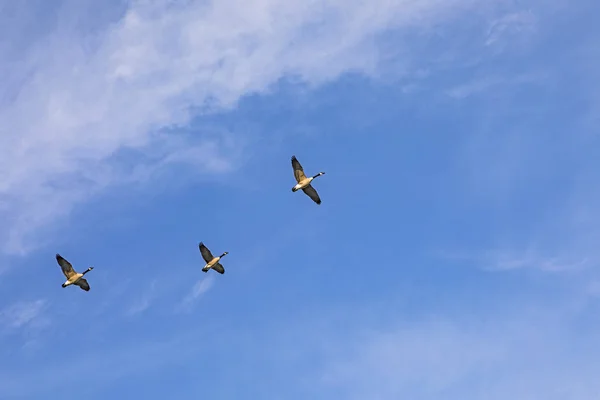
[[1, 0, 599, 398]]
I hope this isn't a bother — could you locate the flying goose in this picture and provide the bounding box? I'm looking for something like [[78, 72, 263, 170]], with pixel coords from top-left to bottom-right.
[[291, 155, 325, 204], [55, 254, 94, 291], [199, 242, 228, 274]]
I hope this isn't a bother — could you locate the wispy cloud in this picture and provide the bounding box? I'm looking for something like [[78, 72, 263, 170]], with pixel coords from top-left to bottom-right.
[[442, 249, 590, 273], [318, 312, 600, 399], [0, 299, 49, 332], [178, 275, 216, 312], [445, 72, 546, 99], [124, 280, 157, 316], [0, 326, 208, 398], [485, 10, 538, 49], [484, 253, 589, 272], [0, 0, 511, 256], [3, 295, 598, 399]]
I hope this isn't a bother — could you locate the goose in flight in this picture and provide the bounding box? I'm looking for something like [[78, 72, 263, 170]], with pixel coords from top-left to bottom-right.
[[291, 155, 325, 204], [199, 242, 228, 274], [55, 254, 94, 291]]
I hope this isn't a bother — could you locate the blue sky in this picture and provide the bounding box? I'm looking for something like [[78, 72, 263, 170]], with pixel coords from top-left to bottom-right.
[[1, 0, 600, 398]]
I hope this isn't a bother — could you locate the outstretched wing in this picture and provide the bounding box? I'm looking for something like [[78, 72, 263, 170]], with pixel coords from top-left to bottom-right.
[[76, 278, 90, 291], [199, 242, 214, 263], [302, 184, 321, 204], [212, 263, 225, 274], [291, 156, 306, 183], [56, 254, 76, 279]]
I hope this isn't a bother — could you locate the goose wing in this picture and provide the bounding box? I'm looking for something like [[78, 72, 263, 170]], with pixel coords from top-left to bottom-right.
[[212, 263, 225, 274], [76, 278, 90, 291], [56, 254, 77, 279], [302, 184, 321, 204], [199, 242, 215, 263], [291, 156, 307, 183]]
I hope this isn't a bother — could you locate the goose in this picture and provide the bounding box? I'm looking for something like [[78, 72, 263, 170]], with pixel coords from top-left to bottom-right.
[[199, 242, 228, 274], [291, 155, 325, 204], [55, 254, 94, 291]]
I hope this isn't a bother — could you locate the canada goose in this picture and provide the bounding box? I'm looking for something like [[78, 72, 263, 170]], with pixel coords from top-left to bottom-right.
[[199, 242, 228, 274], [55, 254, 94, 291], [291, 155, 325, 205]]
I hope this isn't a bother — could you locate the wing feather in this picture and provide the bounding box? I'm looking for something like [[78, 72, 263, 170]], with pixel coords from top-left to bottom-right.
[[212, 263, 225, 274], [199, 242, 214, 263], [291, 156, 306, 183], [56, 254, 76, 279], [302, 185, 321, 204], [76, 278, 90, 291]]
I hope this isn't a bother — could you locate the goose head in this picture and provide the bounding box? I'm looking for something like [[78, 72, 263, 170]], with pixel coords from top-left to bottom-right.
[[313, 172, 325, 178], [83, 266, 94, 274], [220, 251, 229, 258]]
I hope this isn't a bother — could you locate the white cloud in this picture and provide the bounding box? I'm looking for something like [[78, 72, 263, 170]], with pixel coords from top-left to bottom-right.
[[0, 0, 506, 255]]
